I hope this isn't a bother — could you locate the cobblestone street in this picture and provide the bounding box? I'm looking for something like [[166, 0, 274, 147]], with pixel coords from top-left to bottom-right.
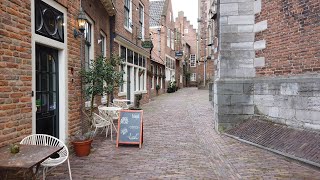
[[49, 88, 320, 179]]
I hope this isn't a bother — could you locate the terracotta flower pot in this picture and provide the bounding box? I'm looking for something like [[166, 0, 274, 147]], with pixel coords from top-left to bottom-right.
[[72, 139, 93, 157]]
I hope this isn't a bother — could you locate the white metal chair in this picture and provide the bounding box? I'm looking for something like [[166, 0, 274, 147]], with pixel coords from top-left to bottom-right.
[[98, 107, 120, 140], [20, 134, 72, 180], [92, 112, 112, 139]]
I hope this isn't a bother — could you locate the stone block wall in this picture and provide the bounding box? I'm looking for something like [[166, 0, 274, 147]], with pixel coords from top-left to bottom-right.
[[254, 76, 320, 130], [252, 0, 320, 131], [214, 0, 256, 131]]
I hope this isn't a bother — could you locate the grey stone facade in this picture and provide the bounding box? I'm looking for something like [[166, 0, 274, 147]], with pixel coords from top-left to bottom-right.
[[214, 0, 320, 132], [214, 0, 256, 132], [254, 75, 320, 130]]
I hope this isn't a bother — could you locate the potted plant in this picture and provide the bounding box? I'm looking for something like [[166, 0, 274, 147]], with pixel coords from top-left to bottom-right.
[[156, 84, 160, 94], [81, 55, 124, 113], [76, 55, 124, 156], [130, 93, 142, 110], [71, 130, 95, 157]]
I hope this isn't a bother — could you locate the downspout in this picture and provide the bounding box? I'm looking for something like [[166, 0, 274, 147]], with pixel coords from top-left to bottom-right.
[[158, 28, 161, 54], [110, 15, 115, 101]]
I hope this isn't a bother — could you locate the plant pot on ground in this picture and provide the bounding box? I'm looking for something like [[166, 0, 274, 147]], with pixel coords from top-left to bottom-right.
[[71, 131, 95, 157], [156, 85, 160, 94]]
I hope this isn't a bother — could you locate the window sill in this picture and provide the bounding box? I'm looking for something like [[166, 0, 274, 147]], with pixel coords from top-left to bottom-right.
[[118, 92, 127, 97], [124, 26, 132, 33], [134, 90, 147, 94]]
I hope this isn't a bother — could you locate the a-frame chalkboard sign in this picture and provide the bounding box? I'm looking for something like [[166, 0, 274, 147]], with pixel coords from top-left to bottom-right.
[[116, 110, 143, 148]]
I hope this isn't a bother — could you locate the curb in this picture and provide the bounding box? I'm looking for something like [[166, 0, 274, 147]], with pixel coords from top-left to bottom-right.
[[223, 133, 320, 169]]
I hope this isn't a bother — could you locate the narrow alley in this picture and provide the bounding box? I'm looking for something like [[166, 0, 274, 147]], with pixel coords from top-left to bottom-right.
[[49, 88, 320, 179]]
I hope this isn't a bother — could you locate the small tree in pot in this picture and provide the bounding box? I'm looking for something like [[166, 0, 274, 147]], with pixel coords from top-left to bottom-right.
[[156, 85, 160, 95], [75, 55, 124, 156]]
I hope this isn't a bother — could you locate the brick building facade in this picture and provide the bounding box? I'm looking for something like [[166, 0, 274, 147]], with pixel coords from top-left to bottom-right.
[[175, 11, 198, 87], [149, 0, 177, 94], [0, 0, 151, 147], [212, 0, 320, 131], [0, 0, 87, 146], [112, 0, 151, 105], [197, 0, 216, 88]]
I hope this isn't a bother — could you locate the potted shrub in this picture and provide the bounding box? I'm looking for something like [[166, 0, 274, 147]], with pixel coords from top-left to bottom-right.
[[130, 93, 143, 110], [156, 85, 160, 94], [71, 130, 95, 157], [81, 55, 124, 115]]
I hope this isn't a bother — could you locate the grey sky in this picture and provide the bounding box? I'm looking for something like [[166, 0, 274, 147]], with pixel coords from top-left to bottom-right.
[[172, 0, 198, 29]]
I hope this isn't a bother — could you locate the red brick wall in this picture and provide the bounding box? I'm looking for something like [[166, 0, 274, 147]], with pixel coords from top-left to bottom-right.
[[0, 0, 32, 147], [175, 12, 198, 86], [0, 0, 83, 147], [256, 0, 320, 76], [82, 0, 111, 58], [113, 0, 150, 48], [112, 0, 151, 104], [62, 0, 82, 138]]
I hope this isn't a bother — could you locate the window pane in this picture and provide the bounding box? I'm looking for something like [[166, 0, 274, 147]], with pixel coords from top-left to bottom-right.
[[134, 68, 138, 91], [85, 22, 91, 43], [121, 46, 126, 62], [134, 52, 139, 65], [120, 64, 124, 92], [100, 34, 105, 56], [142, 57, 146, 67], [127, 49, 133, 64], [139, 55, 143, 67]]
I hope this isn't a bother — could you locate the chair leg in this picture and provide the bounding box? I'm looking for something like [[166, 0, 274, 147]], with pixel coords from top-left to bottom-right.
[[43, 167, 47, 180], [111, 124, 113, 141], [106, 126, 109, 138], [94, 127, 97, 137], [67, 158, 72, 180]]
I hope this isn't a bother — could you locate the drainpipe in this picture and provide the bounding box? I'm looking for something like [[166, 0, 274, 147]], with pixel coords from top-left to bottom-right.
[[204, 59, 206, 87], [110, 15, 115, 101], [158, 28, 161, 54]]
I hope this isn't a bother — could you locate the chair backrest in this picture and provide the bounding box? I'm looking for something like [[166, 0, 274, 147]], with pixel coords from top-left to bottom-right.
[[20, 134, 68, 158], [92, 112, 111, 127]]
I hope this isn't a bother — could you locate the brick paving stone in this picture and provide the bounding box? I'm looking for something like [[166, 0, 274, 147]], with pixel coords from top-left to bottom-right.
[[226, 118, 320, 166], [48, 88, 320, 180]]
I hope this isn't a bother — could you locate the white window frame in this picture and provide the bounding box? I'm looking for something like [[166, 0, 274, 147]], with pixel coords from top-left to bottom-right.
[[156, 66, 159, 86], [165, 55, 175, 81], [139, 3, 144, 40], [100, 31, 106, 57], [124, 0, 132, 33], [184, 29, 188, 34], [160, 67, 163, 89], [118, 45, 147, 97], [84, 15, 94, 105], [31, 0, 68, 142], [151, 64, 154, 89], [190, 54, 196, 67], [167, 28, 170, 47], [191, 73, 196, 81], [171, 30, 174, 50]]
